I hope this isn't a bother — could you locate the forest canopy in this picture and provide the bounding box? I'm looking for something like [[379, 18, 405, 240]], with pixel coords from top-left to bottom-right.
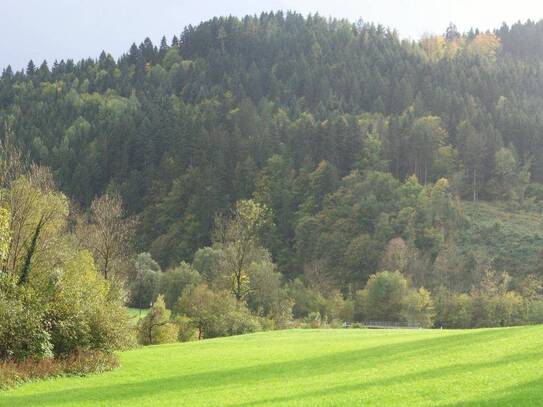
[[2, 13, 543, 338]]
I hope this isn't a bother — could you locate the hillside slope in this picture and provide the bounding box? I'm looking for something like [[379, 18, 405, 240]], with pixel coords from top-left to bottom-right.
[[458, 201, 543, 277], [2, 327, 543, 406], [4, 14, 543, 278]]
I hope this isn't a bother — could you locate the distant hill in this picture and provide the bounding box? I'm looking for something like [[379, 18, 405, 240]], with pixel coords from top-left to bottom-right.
[[2, 12, 543, 290]]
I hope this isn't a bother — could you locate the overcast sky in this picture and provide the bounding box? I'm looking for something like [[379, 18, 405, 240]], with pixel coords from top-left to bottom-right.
[[3, 0, 543, 70]]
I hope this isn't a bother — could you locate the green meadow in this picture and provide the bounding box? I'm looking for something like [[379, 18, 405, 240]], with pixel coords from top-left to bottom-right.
[[2, 326, 543, 406], [126, 307, 149, 325]]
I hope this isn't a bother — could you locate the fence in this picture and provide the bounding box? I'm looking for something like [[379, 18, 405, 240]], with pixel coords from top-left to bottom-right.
[[361, 321, 421, 329]]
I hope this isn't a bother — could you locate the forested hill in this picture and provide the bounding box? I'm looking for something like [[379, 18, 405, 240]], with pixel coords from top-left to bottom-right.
[[2, 12, 543, 288]]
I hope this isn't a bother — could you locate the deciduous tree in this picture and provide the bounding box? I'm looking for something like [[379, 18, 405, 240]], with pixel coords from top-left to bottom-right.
[[78, 193, 136, 280]]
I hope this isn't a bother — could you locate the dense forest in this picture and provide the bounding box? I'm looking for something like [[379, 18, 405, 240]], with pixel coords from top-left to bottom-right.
[[3, 13, 543, 360]]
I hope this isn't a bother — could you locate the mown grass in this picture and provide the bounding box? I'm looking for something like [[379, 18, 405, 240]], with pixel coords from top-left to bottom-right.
[[1, 326, 543, 406]]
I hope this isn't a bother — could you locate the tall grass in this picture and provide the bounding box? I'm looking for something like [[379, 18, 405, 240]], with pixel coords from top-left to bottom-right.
[[0, 351, 118, 390]]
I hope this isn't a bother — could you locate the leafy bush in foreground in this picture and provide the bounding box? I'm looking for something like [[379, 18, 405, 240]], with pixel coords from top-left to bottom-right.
[[0, 172, 134, 363], [0, 275, 52, 361]]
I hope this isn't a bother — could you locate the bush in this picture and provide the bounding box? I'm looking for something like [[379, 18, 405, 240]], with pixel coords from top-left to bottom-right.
[[470, 273, 526, 328], [192, 246, 224, 285], [153, 323, 178, 345], [527, 300, 543, 323], [259, 317, 276, 331], [246, 256, 282, 316], [303, 312, 322, 328], [88, 299, 137, 351], [0, 275, 53, 361], [435, 291, 473, 328], [269, 296, 295, 329], [355, 271, 408, 322], [2, 251, 133, 360], [174, 316, 198, 342], [355, 271, 435, 327], [495, 291, 525, 326], [137, 295, 177, 345], [0, 350, 118, 390], [285, 278, 327, 319], [47, 251, 134, 355], [325, 291, 354, 322], [223, 305, 261, 336], [127, 253, 161, 309], [402, 288, 435, 328], [175, 284, 261, 339], [160, 262, 202, 309], [0, 175, 132, 375]]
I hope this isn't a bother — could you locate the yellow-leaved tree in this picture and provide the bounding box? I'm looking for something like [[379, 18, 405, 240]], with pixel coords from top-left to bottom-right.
[[214, 199, 271, 302]]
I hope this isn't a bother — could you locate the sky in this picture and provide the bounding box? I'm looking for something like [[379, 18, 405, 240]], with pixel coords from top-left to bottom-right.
[[3, 0, 543, 70]]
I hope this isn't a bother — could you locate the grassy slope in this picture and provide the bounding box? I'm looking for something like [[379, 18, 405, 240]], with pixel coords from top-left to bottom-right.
[[126, 308, 149, 326], [458, 201, 543, 276], [2, 326, 543, 406]]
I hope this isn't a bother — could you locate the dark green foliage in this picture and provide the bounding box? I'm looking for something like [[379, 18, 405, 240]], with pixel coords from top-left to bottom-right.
[[127, 253, 161, 309], [159, 262, 202, 309], [3, 14, 543, 332], [0, 275, 52, 361], [354, 271, 435, 327], [174, 284, 260, 339], [3, 14, 543, 273], [0, 251, 133, 361], [355, 271, 409, 322]]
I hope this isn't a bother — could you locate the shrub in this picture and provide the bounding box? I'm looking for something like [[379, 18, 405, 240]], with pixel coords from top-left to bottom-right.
[[402, 287, 435, 328], [0, 274, 53, 361], [47, 251, 133, 355], [325, 291, 353, 322], [259, 317, 275, 331], [304, 312, 322, 328], [470, 271, 526, 328], [87, 298, 137, 351], [285, 278, 327, 319], [495, 291, 525, 326], [175, 284, 261, 339], [355, 271, 408, 322], [160, 262, 202, 309], [355, 271, 435, 327], [192, 246, 224, 285], [127, 253, 161, 309], [137, 295, 177, 345], [0, 350, 118, 390], [153, 322, 178, 345], [435, 291, 473, 328], [174, 316, 198, 342], [269, 296, 295, 329], [223, 304, 261, 336]]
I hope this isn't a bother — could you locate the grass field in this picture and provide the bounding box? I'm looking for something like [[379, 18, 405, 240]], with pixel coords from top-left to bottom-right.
[[2, 326, 543, 406], [126, 307, 149, 325]]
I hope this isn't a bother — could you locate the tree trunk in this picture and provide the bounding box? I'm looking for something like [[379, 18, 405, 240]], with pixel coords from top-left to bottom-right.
[[473, 168, 477, 202], [18, 215, 44, 285], [424, 160, 428, 186], [103, 254, 109, 280]]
